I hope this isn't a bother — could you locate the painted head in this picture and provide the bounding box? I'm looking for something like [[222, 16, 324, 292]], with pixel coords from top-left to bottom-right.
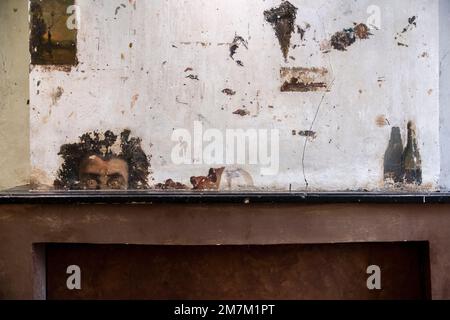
[[54, 130, 151, 190]]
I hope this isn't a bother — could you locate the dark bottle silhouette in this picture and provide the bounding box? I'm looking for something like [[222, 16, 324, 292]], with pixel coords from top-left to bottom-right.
[[402, 121, 422, 185], [384, 127, 404, 183]]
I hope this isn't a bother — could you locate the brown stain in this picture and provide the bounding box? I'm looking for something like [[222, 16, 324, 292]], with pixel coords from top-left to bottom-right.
[[280, 67, 329, 92], [191, 167, 225, 190], [330, 23, 371, 51], [51, 87, 64, 105], [233, 109, 250, 116], [264, 1, 298, 61], [222, 88, 236, 96], [376, 115, 390, 127], [130, 94, 139, 109]]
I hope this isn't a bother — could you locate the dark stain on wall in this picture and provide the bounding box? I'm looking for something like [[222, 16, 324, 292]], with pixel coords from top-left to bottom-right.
[[280, 67, 329, 92], [222, 88, 236, 96], [191, 167, 225, 190], [54, 130, 151, 190], [330, 23, 371, 51], [30, 0, 78, 66], [395, 16, 417, 47], [264, 1, 298, 61], [233, 109, 250, 116]]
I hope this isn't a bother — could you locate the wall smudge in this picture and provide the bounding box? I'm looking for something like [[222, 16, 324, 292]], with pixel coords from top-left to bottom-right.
[[51, 86, 64, 105], [191, 167, 225, 190], [298, 130, 317, 139], [229, 35, 248, 60], [395, 16, 417, 47], [233, 109, 250, 116], [330, 23, 372, 51], [280, 67, 330, 92], [222, 88, 236, 96], [264, 1, 298, 61]]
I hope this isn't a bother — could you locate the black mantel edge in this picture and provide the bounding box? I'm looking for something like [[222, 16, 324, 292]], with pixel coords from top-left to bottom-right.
[[1, 192, 450, 205]]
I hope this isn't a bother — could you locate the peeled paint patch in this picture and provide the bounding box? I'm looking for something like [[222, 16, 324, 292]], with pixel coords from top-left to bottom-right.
[[264, 1, 298, 61], [280, 67, 330, 92], [330, 23, 372, 51]]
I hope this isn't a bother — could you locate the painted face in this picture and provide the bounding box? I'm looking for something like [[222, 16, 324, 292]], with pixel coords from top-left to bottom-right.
[[79, 155, 129, 190]]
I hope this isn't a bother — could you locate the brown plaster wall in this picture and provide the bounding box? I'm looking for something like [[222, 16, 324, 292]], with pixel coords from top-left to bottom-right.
[[1, 203, 450, 299]]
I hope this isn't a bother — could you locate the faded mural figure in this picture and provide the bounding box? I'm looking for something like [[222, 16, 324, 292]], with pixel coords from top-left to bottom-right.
[[29, 0, 77, 66], [54, 130, 151, 190]]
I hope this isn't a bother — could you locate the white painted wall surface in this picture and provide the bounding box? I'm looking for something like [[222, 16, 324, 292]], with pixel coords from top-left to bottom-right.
[[29, 0, 441, 191], [440, 0, 450, 189]]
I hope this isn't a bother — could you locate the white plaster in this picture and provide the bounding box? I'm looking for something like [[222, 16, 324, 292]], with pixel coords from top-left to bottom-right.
[[29, 0, 441, 191]]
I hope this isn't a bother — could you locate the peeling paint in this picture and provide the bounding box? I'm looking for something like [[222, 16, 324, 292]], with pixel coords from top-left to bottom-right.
[[280, 67, 329, 92], [330, 23, 372, 51], [264, 1, 298, 61]]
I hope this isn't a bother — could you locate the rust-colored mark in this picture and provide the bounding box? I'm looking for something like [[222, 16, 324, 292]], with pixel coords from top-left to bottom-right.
[[330, 23, 372, 51], [376, 115, 390, 127], [130, 94, 139, 109], [191, 167, 225, 190], [222, 88, 236, 96], [233, 109, 250, 116], [264, 1, 298, 61], [155, 179, 188, 190], [30, 0, 78, 66], [280, 67, 330, 92]]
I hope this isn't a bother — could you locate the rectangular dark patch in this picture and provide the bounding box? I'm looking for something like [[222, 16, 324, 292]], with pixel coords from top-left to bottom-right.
[[280, 67, 330, 92], [30, 0, 78, 66]]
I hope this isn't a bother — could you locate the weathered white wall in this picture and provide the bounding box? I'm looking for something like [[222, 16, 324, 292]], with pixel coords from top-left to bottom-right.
[[29, 0, 441, 191], [0, 0, 30, 190], [440, 0, 450, 190]]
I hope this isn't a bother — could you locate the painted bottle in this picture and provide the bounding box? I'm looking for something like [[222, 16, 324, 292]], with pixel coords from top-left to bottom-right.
[[402, 121, 422, 185]]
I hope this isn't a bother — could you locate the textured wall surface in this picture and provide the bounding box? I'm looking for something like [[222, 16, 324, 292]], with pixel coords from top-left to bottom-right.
[[0, 0, 30, 190], [28, 0, 441, 191], [440, 0, 450, 189]]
